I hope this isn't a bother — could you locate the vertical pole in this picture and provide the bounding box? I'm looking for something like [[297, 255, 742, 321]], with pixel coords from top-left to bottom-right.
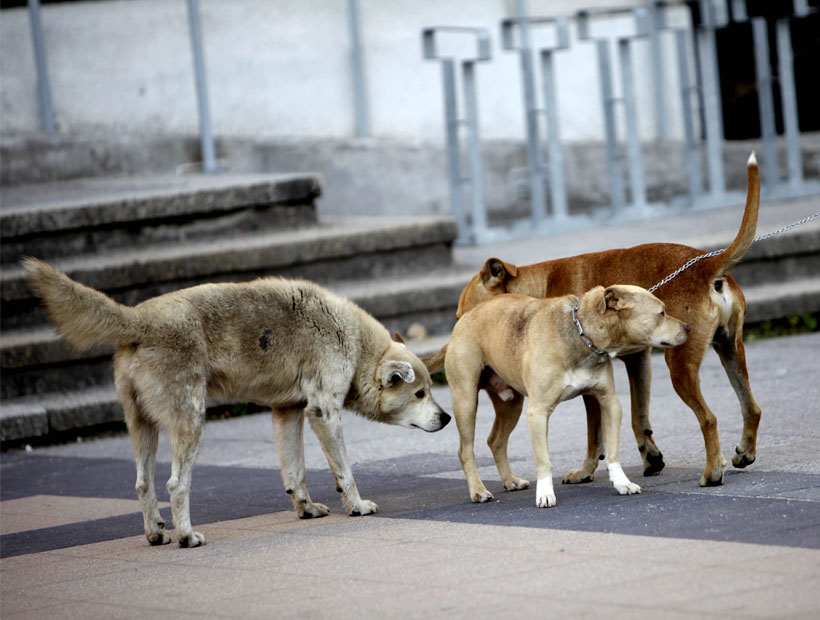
[[648, 2, 669, 140], [597, 39, 625, 212], [775, 18, 803, 187], [696, 25, 725, 195], [751, 17, 778, 188], [540, 50, 567, 219], [462, 61, 487, 235], [27, 0, 55, 133], [186, 0, 218, 173], [441, 59, 468, 241], [515, 0, 547, 223], [347, 0, 371, 138], [618, 38, 647, 208], [675, 29, 702, 201]]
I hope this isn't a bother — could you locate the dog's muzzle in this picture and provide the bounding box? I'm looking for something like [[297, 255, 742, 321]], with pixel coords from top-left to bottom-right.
[[438, 412, 451, 429]]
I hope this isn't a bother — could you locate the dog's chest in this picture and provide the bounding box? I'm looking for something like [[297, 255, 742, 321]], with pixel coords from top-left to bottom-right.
[[558, 365, 602, 401]]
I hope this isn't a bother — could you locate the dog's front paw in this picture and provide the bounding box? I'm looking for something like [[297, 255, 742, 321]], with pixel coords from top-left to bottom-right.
[[503, 477, 530, 491], [615, 481, 642, 496], [535, 479, 556, 508], [471, 489, 494, 503], [349, 500, 378, 516], [298, 501, 330, 519], [535, 493, 556, 508], [642, 451, 665, 476], [562, 468, 594, 484], [178, 531, 206, 548]]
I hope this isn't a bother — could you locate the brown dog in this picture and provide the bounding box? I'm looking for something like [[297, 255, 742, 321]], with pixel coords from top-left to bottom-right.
[[426, 153, 760, 487], [445, 285, 689, 507]]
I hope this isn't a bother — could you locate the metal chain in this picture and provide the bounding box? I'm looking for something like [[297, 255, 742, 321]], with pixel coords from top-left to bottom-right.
[[648, 211, 820, 294]]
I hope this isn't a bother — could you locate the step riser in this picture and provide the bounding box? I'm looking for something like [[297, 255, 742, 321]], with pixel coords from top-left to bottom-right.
[[1, 242, 454, 330], [732, 253, 820, 287], [1, 204, 317, 264]]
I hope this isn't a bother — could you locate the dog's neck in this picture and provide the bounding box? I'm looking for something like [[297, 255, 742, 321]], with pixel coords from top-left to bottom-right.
[[571, 297, 613, 361]]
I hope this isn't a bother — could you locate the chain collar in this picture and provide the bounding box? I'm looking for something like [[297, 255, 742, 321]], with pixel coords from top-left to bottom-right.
[[571, 298, 609, 359]]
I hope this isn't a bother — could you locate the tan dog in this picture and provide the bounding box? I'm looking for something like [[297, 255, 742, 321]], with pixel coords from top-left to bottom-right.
[[445, 285, 689, 507], [427, 153, 760, 487], [24, 259, 450, 547]]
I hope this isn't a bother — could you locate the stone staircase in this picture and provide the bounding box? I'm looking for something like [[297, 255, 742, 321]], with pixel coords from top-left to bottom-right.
[[0, 173, 471, 444]]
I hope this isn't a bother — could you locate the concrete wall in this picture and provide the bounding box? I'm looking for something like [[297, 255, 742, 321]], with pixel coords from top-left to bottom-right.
[[1, 0, 689, 142]]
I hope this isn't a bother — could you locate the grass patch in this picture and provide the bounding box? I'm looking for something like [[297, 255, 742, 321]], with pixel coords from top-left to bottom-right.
[[744, 313, 819, 342]]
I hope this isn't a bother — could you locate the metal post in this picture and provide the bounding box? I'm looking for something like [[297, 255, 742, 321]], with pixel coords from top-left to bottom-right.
[[27, 0, 55, 133], [186, 0, 218, 174], [648, 1, 669, 140], [596, 38, 626, 212], [695, 25, 726, 195], [618, 37, 647, 208], [514, 0, 548, 224], [539, 48, 568, 219], [751, 17, 778, 188], [423, 27, 491, 244], [776, 17, 804, 187], [346, 0, 371, 138], [675, 28, 703, 201], [462, 61, 487, 234]]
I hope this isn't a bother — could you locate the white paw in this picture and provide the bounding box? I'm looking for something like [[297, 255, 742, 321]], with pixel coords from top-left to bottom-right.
[[349, 500, 378, 516], [178, 531, 206, 548], [472, 489, 494, 503], [616, 482, 642, 496], [536, 492, 557, 508]]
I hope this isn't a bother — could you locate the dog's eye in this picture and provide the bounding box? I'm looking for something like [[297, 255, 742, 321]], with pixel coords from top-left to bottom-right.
[[415, 390, 425, 399]]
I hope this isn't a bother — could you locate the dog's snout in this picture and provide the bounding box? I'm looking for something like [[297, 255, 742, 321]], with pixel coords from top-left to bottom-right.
[[684, 323, 691, 334], [439, 412, 451, 428]]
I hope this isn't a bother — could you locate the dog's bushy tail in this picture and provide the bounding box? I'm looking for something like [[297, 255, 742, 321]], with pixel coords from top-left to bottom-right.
[[420, 343, 447, 374], [23, 258, 143, 350], [705, 152, 760, 279]]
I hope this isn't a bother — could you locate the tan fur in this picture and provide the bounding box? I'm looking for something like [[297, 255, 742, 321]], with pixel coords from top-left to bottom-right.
[[425, 153, 761, 487], [24, 259, 450, 547], [445, 285, 689, 507]]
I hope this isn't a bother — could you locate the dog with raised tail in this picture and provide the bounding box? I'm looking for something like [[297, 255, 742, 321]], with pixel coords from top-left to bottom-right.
[[425, 153, 760, 488], [24, 260, 450, 547]]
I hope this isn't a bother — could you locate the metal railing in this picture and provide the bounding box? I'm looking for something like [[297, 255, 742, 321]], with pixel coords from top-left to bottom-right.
[[423, 0, 820, 244]]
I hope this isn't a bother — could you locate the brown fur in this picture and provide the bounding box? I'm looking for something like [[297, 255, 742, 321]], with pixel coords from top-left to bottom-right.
[[24, 259, 450, 547], [425, 153, 761, 487]]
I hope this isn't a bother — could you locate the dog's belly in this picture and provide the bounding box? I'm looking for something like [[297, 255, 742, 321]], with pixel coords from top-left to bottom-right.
[[206, 366, 304, 408]]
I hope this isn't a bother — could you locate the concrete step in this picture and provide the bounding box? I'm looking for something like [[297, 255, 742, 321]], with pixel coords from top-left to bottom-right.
[[1, 216, 458, 330], [0, 174, 320, 262]]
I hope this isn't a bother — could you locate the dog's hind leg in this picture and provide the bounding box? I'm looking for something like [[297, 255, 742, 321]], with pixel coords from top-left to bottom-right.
[[622, 349, 665, 476], [273, 406, 330, 519], [486, 389, 529, 492], [563, 395, 603, 484], [665, 336, 727, 486], [713, 324, 761, 469], [118, 377, 170, 546]]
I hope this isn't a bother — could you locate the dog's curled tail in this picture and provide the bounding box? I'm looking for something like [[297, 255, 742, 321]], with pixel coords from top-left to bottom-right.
[[707, 152, 760, 279], [420, 343, 447, 374], [23, 258, 143, 350]]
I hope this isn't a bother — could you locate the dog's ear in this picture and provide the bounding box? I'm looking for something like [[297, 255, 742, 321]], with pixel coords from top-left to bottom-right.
[[392, 331, 405, 344], [379, 360, 416, 387], [480, 258, 517, 288], [604, 286, 634, 311]]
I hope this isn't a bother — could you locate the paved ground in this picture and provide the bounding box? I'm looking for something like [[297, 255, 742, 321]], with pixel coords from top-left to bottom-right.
[[2, 328, 819, 618]]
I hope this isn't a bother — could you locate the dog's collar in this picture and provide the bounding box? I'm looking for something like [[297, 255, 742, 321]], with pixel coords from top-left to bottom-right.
[[571, 298, 609, 359]]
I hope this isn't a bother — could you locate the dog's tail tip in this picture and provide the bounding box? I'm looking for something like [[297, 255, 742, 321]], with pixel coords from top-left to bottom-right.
[[747, 151, 757, 168]]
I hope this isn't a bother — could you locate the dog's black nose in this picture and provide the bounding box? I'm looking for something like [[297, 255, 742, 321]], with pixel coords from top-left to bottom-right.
[[439, 412, 451, 428], [684, 323, 691, 333]]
